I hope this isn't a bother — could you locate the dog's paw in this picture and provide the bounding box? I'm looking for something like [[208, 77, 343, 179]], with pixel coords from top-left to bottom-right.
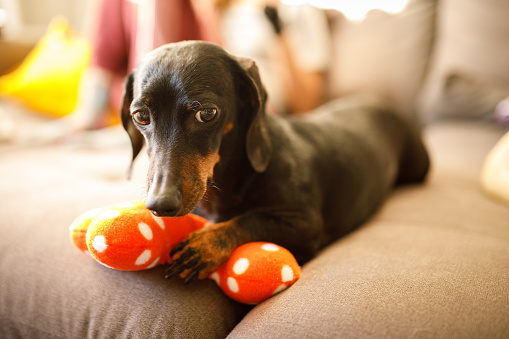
[[165, 225, 233, 283]]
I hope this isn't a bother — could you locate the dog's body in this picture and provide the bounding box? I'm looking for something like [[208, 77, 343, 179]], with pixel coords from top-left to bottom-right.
[[122, 41, 429, 282]]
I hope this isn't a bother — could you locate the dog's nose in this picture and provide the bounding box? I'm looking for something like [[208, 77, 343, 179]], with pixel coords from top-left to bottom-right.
[[146, 189, 182, 217]]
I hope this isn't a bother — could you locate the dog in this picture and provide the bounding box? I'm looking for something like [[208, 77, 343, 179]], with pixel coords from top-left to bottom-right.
[[121, 41, 430, 283]]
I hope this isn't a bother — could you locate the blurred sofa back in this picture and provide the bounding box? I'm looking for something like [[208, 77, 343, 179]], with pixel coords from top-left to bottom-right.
[[326, 0, 509, 125]]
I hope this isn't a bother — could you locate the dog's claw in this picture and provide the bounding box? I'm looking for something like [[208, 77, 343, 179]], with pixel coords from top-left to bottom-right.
[[170, 240, 188, 257], [182, 257, 199, 270], [165, 266, 183, 280], [165, 261, 178, 274], [184, 270, 199, 284], [165, 251, 200, 281]]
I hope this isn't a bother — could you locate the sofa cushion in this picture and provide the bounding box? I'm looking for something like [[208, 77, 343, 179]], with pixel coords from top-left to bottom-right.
[[418, 0, 509, 124], [227, 121, 509, 338], [0, 131, 249, 338], [326, 0, 435, 119]]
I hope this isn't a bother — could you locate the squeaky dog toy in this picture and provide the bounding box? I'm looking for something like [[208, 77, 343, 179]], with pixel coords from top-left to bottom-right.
[[70, 201, 300, 304]]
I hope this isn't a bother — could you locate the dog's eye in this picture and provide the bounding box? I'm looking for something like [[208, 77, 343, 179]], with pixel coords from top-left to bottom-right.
[[195, 108, 217, 123], [132, 111, 151, 126]]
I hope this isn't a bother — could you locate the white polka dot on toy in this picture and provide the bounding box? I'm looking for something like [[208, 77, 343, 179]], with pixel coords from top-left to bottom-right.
[[135, 249, 151, 265], [137, 222, 153, 240], [281, 265, 294, 282], [233, 258, 249, 275], [227, 277, 239, 293], [261, 243, 279, 251], [210, 272, 220, 285], [147, 257, 160, 269], [97, 210, 120, 220], [151, 213, 165, 230], [92, 235, 108, 253]]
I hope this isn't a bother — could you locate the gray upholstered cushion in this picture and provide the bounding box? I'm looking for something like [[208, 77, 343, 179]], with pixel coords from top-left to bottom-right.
[[0, 130, 249, 338]]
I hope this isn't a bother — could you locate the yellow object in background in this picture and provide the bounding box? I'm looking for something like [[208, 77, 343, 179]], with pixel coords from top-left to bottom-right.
[[0, 17, 91, 117]]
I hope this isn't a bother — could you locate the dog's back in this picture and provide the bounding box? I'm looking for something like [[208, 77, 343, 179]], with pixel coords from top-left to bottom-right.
[[264, 97, 429, 248]]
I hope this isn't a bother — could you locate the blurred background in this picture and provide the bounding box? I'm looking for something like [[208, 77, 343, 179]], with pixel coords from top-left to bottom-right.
[[0, 0, 90, 39], [0, 0, 508, 146], [0, 0, 420, 146], [0, 1, 410, 39]]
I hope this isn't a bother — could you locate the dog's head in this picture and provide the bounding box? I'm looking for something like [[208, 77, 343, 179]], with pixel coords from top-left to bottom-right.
[[121, 41, 272, 217]]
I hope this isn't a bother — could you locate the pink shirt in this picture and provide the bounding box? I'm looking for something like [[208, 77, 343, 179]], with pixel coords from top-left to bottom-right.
[[90, 0, 221, 110]]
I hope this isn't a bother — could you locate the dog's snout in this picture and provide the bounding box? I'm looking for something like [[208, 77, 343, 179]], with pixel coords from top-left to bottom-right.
[[146, 192, 182, 217], [146, 185, 182, 217]]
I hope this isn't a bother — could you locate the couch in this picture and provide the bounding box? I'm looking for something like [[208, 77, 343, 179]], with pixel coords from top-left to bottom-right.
[[1, 0, 508, 337]]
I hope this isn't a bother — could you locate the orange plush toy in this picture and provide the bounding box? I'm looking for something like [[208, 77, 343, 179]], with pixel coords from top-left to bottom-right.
[[69, 201, 300, 304]]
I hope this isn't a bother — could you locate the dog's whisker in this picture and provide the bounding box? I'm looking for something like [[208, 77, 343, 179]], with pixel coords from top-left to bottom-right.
[[207, 179, 224, 197]]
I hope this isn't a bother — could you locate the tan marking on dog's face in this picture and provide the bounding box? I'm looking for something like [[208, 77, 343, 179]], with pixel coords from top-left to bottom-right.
[[179, 152, 220, 215], [223, 123, 233, 135]]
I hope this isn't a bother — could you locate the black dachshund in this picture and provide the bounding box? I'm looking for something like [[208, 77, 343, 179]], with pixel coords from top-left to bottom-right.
[[121, 41, 430, 283]]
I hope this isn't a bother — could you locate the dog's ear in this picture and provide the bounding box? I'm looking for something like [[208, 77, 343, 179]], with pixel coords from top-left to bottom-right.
[[235, 57, 272, 173], [121, 71, 144, 179]]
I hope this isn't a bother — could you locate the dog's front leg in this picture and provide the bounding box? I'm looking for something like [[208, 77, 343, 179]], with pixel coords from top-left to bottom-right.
[[165, 220, 243, 282], [165, 212, 317, 283]]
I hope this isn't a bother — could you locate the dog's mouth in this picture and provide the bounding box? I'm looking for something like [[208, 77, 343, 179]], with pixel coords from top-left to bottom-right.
[[181, 152, 220, 212], [178, 178, 208, 216]]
